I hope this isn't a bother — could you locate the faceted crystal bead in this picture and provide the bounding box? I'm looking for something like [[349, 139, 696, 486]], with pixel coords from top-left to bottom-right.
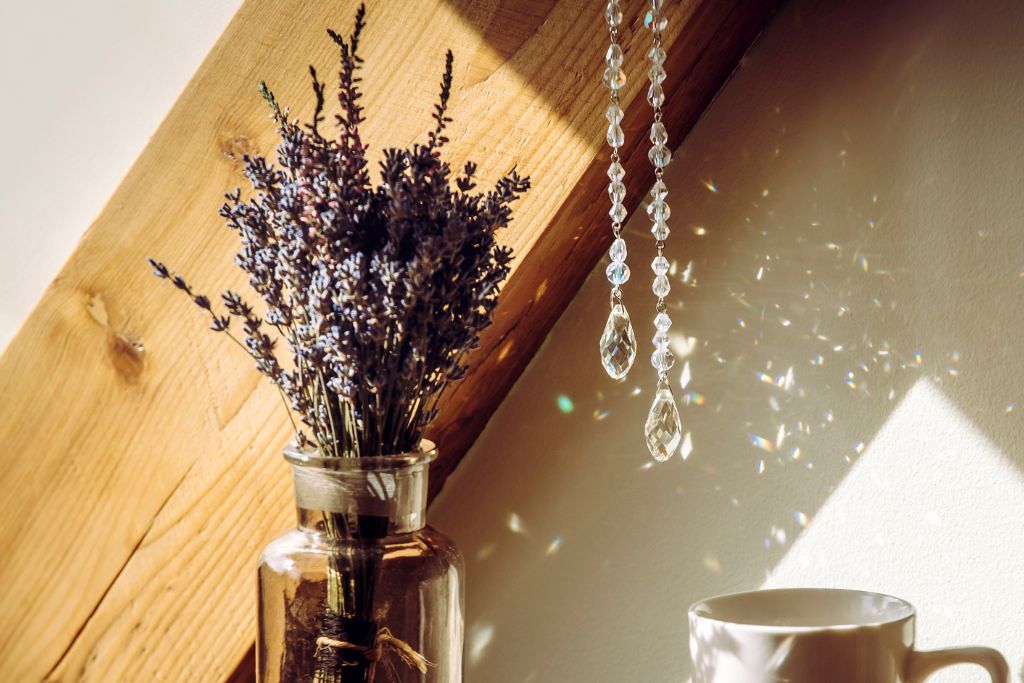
[[649, 179, 667, 201], [603, 67, 626, 91], [654, 311, 672, 330], [610, 202, 627, 222], [648, 83, 665, 107], [650, 121, 668, 146], [607, 123, 624, 148], [608, 161, 624, 182], [644, 10, 668, 32], [649, 144, 672, 168], [606, 261, 630, 285], [645, 385, 682, 461], [608, 181, 626, 204], [605, 1, 623, 27], [651, 255, 670, 274], [646, 200, 670, 222], [648, 64, 666, 85], [653, 331, 670, 349], [606, 43, 624, 68], [653, 274, 671, 298], [648, 46, 667, 65], [600, 302, 637, 380], [609, 237, 627, 262], [605, 102, 623, 125], [652, 347, 675, 371], [651, 221, 670, 241]]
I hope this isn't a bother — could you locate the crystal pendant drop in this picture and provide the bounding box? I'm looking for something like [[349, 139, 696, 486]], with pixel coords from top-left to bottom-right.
[[644, 385, 682, 461], [600, 303, 637, 380]]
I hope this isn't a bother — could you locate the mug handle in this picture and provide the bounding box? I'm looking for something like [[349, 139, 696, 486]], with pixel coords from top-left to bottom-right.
[[906, 647, 1009, 682]]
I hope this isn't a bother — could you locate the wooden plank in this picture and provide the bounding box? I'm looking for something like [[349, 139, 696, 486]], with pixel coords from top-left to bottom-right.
[[0, 0, 779, 680]]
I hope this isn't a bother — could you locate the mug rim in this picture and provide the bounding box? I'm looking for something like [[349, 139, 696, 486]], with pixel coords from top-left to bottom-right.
[[688, 587, 916, 633]]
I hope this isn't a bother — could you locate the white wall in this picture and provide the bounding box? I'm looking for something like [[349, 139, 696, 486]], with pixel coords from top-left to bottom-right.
[[0, 0, 241, 351], [431, 0, 1024, 681]]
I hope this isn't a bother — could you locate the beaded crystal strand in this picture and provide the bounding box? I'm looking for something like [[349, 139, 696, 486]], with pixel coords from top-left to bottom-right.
[[599, 0, 637, 380], [643, 0, 682, 461]]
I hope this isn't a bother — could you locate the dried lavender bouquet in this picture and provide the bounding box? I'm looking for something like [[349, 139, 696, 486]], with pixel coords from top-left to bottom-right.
[[149, 6, 528, 681]]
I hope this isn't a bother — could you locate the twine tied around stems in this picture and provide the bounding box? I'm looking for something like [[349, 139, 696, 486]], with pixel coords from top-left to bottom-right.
[[316, 628, 433, 680]]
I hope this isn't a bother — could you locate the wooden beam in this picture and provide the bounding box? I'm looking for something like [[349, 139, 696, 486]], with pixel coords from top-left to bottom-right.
[[0, 0, 778, 680]]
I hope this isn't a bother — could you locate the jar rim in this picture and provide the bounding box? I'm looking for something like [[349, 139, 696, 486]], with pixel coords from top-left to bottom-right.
[[283, 439, 438, 470]]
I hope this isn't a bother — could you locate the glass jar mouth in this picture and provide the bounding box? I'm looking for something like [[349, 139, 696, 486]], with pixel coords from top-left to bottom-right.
[[283, 439, 438, 471]]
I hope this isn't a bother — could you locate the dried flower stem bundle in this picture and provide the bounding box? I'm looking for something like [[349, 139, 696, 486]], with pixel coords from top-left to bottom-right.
[[151, 5, 529, 461]]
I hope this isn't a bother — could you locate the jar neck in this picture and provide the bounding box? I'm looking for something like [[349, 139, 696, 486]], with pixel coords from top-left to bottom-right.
[[290, 456, 431, 539]]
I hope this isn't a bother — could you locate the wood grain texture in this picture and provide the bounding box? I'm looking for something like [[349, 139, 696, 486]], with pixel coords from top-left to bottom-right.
[[0, 0, 778, 680]]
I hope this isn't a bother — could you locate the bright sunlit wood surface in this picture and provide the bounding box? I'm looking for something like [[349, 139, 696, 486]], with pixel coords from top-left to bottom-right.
[[0, 0, 778, 680]]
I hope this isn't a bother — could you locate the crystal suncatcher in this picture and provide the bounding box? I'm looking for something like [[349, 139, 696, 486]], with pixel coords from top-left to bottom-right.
[[642, 0, 683, 462], [598, 0, 687, 463], [599, 0, 637, 381]]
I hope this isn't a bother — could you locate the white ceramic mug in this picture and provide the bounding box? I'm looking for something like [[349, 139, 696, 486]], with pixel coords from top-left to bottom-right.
[[689, 588, 1008, 683]]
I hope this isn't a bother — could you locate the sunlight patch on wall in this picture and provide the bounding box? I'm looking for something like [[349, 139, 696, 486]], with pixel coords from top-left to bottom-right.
[[763, 378, 1024, 682]]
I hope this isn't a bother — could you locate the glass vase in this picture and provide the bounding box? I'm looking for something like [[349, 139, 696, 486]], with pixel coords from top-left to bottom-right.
[[258, 442, 464, 682]]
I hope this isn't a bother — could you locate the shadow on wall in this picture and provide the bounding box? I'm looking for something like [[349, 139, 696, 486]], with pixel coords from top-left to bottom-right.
[[432, 0, 1024, 681]]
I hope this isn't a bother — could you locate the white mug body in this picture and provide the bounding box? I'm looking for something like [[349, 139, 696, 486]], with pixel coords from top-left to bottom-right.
[[689, 589, 915, 683]]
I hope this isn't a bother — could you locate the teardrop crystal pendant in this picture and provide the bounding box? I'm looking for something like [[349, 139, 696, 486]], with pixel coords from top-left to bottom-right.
[[644, 385, 682, 461], [600, 303, 637, 380]]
